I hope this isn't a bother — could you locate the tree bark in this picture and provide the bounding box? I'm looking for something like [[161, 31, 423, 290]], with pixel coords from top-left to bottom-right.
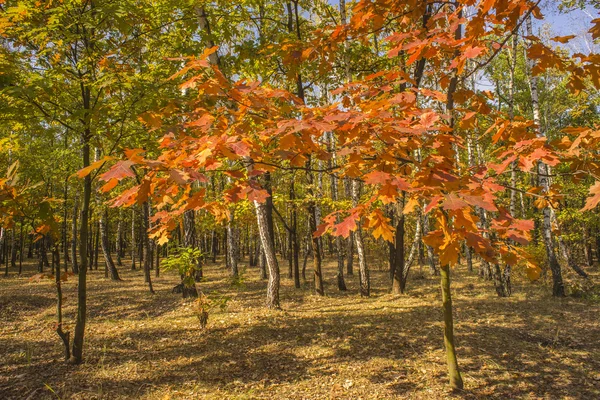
[[70, 126, 91, 364], [130, 208, 136, 270], [352, 180, 369, 297], [307, 156, 324, 296], [100, 208, 121, 280], [116, 209, 123, 267], [254, 199, 280, 309], [392, 199, 405, 295], [142, 201, 154, 294], [440, 264, 464, 389], [329, 133, 346, 291]]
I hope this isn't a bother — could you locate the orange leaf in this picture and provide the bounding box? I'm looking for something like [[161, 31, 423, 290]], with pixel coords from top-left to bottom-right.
[[364, 171, 391, 185], [582, 181, 600, 211], [333, 214, 358, 238], [551, 35, 576, 44], [100, 178, 118, 193]]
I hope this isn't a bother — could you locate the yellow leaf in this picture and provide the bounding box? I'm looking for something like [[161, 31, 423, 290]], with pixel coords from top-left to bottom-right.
[[526, 262, 541, 281], [403, 197, 420, 214], [75, 156, 114, 178]]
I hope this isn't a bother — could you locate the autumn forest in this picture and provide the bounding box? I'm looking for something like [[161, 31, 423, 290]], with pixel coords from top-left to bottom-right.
[[1, 0, 600, 398]]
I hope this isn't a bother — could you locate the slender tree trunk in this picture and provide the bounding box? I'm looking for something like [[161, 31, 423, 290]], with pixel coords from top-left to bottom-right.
[[131, 208, 136, 270], [290, 181, 301, 289], [526, 16, 564, 297], [93, 221, 100, 271], [1, 229, 6, 276], [18, 220, 23, 275], [142, 201, 155, 294], [558, 238, 588, 278], [70, 126, 91, 364], [440, 264, 463, 389], [352, 180, 369, 297], [62, 180, 69, 272], [211, 230, 218, 263], [116, 209, 123, 267], [10, 226, 17, 269], [52, 244, 70, 360], [329, 132, 346, 291], [307, 157, 324, 296], [71, 196, 79, 274], [392, 199, 405, 295], [254, 199, 280, 309], [100, 208, 120, 280], [227, 219, 238, 278], [423, 210, 438, 275], [155, 242, 160, 277]]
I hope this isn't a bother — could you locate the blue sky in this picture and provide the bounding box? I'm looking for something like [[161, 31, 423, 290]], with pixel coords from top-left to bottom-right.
[[537, 2, 599, 54]]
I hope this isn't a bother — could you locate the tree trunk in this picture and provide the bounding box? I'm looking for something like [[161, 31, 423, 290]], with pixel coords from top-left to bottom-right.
[[392, 199, 405, 295], [254, 199, 280, 309], [142, 201, 155, 294], [227, 219, 238, 278], [18, 220, 23, 275], [116, 209, 123, 267], [307, 157, 324, 296], [526, 16, 565, 297], [259, 241, 267, 280], [70, 126, 92, 364], [130, 208, 136, 270], [10, 226, 17, 269], [423, 210, 438, 276], [93, 221, 100, 271], [329, 132, 346, 291], [53, 244, 70, 360], [71, 196, 79, 274], [290, 182, 301, 289], [352, 180, 369, 297], [100, 208, 120, 280], [440, 264, 464, 389]]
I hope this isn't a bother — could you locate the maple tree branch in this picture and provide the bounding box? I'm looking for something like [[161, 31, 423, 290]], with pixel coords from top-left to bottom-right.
[[253, 160, 342, 174], [461, 0, 542, 83], [271, 205, 293, 233]]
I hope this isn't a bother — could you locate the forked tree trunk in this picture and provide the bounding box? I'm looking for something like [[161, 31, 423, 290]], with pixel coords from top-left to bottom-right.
[[254, 199, 280, 309]]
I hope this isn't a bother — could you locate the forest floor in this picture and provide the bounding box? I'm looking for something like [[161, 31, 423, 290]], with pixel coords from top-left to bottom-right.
[[1, 255, 600, 400]]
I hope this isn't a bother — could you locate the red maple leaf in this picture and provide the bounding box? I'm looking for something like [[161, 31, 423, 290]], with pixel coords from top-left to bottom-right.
[[100, 161, 135, 182]]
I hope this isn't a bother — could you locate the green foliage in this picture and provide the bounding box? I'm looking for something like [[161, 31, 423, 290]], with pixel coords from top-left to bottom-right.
[[161, 246, 202, 288]]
